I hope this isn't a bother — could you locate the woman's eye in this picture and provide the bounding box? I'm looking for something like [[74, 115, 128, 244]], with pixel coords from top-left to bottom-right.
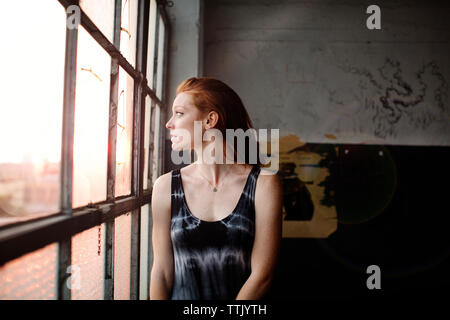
[[175, 112, 183, 116]]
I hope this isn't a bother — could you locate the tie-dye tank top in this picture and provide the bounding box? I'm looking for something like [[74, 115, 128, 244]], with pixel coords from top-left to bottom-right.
[[170, 165, 261, 300]]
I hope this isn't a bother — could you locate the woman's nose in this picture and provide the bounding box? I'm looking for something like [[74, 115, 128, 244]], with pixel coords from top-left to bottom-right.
[[166, 116, 173, 129]]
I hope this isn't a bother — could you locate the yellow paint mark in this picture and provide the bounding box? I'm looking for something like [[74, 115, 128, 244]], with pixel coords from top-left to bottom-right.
[[279, 134, 306, 153], [324, 134, 337, 140]]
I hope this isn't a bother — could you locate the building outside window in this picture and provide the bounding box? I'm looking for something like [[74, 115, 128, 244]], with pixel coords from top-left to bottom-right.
[[0, 0, 169, 300]]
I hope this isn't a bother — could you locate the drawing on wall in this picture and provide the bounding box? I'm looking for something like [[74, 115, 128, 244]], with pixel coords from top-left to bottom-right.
[[278, 162, 314, 221], [338, 58, 449, 139], [275, 135, 338, 238]]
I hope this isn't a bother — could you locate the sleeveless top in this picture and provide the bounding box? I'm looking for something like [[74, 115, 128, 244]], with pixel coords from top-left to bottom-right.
[[170, 165, 261, 300]]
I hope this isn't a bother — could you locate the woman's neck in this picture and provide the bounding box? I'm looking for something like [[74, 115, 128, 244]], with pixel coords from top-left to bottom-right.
[[194, 140, 235, 166]]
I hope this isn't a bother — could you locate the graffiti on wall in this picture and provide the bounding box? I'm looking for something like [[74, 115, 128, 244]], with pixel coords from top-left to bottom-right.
[[276, 135, 338, 238], [337, 58, 449, 139]]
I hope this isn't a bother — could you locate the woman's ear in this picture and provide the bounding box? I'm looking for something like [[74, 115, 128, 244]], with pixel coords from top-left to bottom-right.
[[205, 111, 219, 129]]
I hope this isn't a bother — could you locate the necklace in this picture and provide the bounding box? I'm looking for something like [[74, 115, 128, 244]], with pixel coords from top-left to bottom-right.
[[197, 168, 233, 192]]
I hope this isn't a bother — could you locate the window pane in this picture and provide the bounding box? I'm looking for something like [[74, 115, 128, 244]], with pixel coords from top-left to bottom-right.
[[152, 104, 162, 184], [120, 0, 138, 67], [115, 68, 134, 197], [146, 0, 157, 87], [139, 204, 152, 300], [114, 212, 131, 300], [73, 27, 111, 208], [156, 15, 165, 99], [71, 223, 106, 300], [0, 243, 57, 299], [0, 2, 65, 227], [143, 96, 152, 190], [80, 0, 115, 43]]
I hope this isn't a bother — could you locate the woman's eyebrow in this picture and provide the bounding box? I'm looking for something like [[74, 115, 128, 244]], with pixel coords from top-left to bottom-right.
[[173, 105, 185, 109]]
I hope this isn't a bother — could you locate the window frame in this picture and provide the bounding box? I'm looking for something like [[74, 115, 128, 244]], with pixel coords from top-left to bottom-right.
[[0, 0, 170, 300]]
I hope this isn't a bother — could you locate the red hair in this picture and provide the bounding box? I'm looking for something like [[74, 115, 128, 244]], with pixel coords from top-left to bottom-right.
[[176, 77, 261, 165]]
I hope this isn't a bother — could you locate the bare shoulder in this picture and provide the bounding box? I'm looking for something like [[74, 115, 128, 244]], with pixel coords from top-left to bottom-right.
[[151, 171, 172, 216], [178, 163, 195, 178], [254, 167, 283, 224], [255, 168, 283, 206], [153, 171, 172, 193], [256, 168, 282, 193]]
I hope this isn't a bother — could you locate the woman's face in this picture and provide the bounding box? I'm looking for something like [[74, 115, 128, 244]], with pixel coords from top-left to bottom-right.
[[166, 92, 206, 151]]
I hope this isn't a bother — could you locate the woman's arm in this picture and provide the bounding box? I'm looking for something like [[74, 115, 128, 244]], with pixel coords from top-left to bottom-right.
[[235, 171, 283, 300], [149, 172, 174, 300]]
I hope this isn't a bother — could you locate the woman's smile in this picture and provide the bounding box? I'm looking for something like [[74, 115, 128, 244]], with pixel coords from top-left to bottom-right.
[[170, 135, 181, 143]]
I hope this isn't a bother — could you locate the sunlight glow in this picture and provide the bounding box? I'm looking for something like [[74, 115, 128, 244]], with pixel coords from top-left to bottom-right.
[[0, 2, 66, 225]]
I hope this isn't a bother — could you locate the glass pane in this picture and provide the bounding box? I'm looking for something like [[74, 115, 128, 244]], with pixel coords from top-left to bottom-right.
[[73, 27, 110, 208], [71, 223, 106, 300], [139, 204, 152, 300], [114, 212, 131, 300], [143, 96, 152, 190], [0, 2, 65, 227], [80, 0, 115, 43], [146, 0, 157, 87], [115, 68, 134, 197], [156, 15, 165, 99], [152, 105, 161, 184], [120, 0, 138, 67], [0, 243, 57, 299]]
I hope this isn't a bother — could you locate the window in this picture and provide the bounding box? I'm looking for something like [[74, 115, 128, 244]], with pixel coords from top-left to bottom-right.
[[79, 0, 115, 42], [139, 204, 152, 300], [0, 0, 169, 300], [0, 1, 66, 227], [0, 243, 57, 300], [113, 212, 132, 300], [115, 68, 134, 197], [71, 224, 106, 300], [73, 26, 111, 208]]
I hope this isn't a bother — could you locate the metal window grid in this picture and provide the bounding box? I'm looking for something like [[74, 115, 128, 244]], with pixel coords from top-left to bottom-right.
[[0, 0, 170, 301]]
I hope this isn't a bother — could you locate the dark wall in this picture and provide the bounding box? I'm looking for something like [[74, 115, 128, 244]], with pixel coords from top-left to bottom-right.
[[266, 144, 450, 298], [164, 143, 450, 297]]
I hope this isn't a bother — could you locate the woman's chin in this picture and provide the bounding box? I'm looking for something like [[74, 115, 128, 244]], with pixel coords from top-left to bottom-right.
[[171, 143, 187, 151]]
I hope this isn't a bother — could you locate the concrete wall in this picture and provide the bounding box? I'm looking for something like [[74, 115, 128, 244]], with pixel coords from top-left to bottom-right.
[[203, 0, 450, 146], [165, 0, 203, 111], [161, 1, 450, 296], [164, 0, 203, 172]]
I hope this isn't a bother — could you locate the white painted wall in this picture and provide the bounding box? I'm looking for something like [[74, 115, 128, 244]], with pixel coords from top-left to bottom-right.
[[165, 0, 203, 109], [203, 0, 450, 146], [163, 0, 204, 171]]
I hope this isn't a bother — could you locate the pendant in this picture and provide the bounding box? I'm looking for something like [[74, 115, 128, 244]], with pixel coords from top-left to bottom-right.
[[213, 187, 217, 192]]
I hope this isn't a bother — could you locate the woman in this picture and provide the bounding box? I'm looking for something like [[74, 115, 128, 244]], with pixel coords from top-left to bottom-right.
[[149, 77, 282, 300]]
